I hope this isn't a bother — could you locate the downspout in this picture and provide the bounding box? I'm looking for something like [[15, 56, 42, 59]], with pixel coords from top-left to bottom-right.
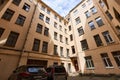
[[17, 1, 38, 66]]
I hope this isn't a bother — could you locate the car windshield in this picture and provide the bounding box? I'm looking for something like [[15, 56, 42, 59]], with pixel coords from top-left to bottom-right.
[[27, 66, 46, 73]]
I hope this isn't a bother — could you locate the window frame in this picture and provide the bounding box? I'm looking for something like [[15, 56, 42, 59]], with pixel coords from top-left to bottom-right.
[[39, 13, 44, 20], [36, 23, 43, 34], [102, 31, 114, 44], [85, 56, 94, 69], [95, 17, 104, 27], [88, 21, 95, 30], [22, 3, 30, 12], [101, 53, 113, 68], [44, 27, 49, 36], [5, 31, 19, 47], [77, 26, 84, 36], [15, 14, 26, 26], [80, 39, 89, 51], [2, 9, 15, 21], [32, 39, 40, 51], [75, 17, 81, 25], [42, 41, 48, 53]]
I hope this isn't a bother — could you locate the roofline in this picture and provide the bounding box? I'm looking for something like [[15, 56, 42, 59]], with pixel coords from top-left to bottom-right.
[[38, 0, 67, 21], [69, 0, 85, 13]]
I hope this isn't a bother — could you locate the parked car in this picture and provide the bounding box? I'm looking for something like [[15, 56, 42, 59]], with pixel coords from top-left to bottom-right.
[[8, 65, 48, 80], [46, 65, 68, 80]]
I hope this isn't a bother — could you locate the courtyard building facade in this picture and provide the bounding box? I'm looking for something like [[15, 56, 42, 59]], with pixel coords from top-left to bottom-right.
[[0, 0, 120, 80]]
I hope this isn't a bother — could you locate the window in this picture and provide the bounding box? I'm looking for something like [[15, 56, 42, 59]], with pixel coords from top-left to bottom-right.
[[95, 17, 104, 26], [0, 28, 5, 38], [99, 0, 105, 7], [53, 62, 58, 66], [87, 0, 92, 5], [73, 10, 78, 15], [15, 15, 26, 26], [60, 47, 63, 56], [101, 53, 113, 68], [85, 56, 94, 69], [69, 26, 71, 31], [60, 35, 63, 42], [5, 31, 19, 47], [59, 18, 62, 22], [94, 34, 103, 47], [54, 22, 57, 28], [102, 31, 114, 44], [68, 18, 70, 22], [116, 25, 120, 33], [12, 0, 21, 6], [66, 49, 69, 58], [23, 3, 30, 12], [91, 7, 97, 14], [2, 9, 15, 21], [82, 3, 86, 8], [71, 46, 75, 54], [68, 63, 71, 73], [0, 0, 4, 5], [39, 13, 44, 20], [85, 11, 91, 18], [45, 17, 50, 24], [54, 15, 57, 20], [44, 27, 49, 36], [88, 21, 95, 30], [105, 11, 113, 20], [54, 45, 58, 55], [65, 37, 68, 44], [41, 6, 45, 11], [75, 17, 81, 24], [112, 51, 120, 67], [59, 25, 62, 31], [113, 8, 120, 22], [61, 63, 64, 66], [42, 41, 48, 53], [36, 23, 43, 34], [78, 26, 84, 36], [15, 14, 26, 26], [47, 9, 50, 14], [80, 39, 89, 50], [70, 34, 73, 41], [65, 29, 67, 34], [32, 39, 40, 51], [54, 32, 58, 40]]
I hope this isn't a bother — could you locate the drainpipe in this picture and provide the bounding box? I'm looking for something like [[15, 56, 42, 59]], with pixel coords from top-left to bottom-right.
[[17, 1, 38, 66]]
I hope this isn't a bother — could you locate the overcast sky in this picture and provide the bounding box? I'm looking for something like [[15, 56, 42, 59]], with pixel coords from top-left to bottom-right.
[[41, 0, 82, 17]]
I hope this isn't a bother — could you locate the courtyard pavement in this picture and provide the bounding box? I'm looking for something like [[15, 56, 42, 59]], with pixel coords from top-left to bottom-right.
[[68, 75, 120, 80]]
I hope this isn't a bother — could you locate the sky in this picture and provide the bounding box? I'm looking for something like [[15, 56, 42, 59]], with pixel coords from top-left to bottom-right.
[[41, 0, 82, 17]]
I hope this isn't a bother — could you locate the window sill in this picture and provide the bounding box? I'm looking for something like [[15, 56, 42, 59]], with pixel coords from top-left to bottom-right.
[[86, 67, 95, 70], [107, 41, 115, 45], [105, 67, 114, 69]]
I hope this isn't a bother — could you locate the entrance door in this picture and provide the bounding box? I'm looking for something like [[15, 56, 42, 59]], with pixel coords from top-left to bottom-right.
[[73, 60, 79, 71]]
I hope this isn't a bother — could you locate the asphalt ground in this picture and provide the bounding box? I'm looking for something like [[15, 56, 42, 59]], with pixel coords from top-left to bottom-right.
[[67, 75, 120, 80]]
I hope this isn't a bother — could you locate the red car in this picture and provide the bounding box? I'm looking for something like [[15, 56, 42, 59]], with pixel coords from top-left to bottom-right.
[[8, 65, 48, 80]]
